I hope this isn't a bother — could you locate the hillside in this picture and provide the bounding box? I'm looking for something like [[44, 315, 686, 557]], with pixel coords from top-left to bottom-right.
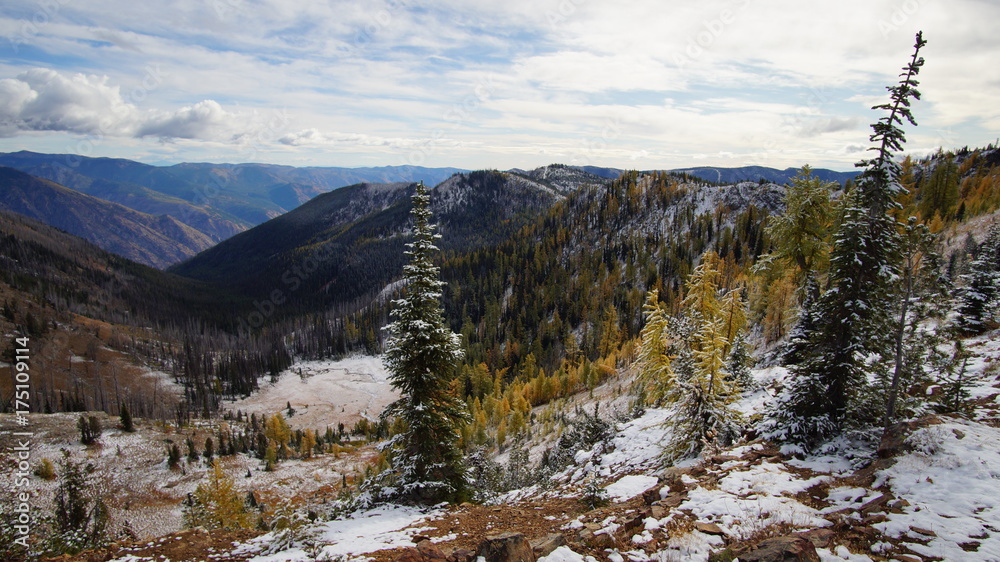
[[10, 328, 997, 561], [0, 141, 998, 561], [0, 208, 256, 424], [0, 166, 217, 268], [0, 151, 249, 242], [440, 172, 781, 376], [0, 151, 465, 232], [169, 168, 605, 318]]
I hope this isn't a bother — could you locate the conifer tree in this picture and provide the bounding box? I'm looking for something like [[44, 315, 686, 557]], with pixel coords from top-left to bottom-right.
[[917, 152, 959, 220], [755, 166, 836, 282], [727, 333, 755, 391], [638, 279, 743, 463], [763, 32, 927, 451], [637, 290, 677, 406], [119, 402, 134, 433], [183, 462, 254, 531], [957, 224, 1000, 334], [884, 217, 946, 426], [780, 274, 822, 366], [381, 182, 468, 503], [52, 451, 109, 552]]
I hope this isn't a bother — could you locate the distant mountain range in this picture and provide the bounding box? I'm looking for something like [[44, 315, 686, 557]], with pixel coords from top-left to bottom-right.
[[0, 166, 217, 268], [578, 165, 858, 186], [0, 151, 857, 270], [0, 151, 464, 267]]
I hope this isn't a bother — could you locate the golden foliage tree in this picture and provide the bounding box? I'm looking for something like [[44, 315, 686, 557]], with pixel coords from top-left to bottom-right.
[[183, 462, 254, 531]]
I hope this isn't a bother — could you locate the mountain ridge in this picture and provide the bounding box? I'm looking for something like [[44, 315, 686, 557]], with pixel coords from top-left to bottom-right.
[[168, 167, 609, 318], [577, 164, 858, 185], [0, 166, 216, 268]]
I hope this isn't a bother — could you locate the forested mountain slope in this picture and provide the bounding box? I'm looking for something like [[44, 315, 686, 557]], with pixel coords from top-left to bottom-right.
[[0, 166, 215, 268], [170, 168, 606, 318]]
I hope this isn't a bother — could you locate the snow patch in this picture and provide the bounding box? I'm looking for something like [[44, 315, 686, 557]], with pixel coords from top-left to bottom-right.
[[604, 474, 659, 502]]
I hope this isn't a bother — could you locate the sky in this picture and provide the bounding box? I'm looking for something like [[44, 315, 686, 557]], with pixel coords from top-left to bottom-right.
[[0, 0, 997, 172]]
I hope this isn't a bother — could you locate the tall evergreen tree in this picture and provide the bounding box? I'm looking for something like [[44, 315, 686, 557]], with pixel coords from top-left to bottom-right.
[[755, 165, 836, 283], [957, 223, 1000, 334], [763, 32, 927, 451], [917, 152, 959, 221], [381, 182, 469, 503], [883, 217, 946, 426]]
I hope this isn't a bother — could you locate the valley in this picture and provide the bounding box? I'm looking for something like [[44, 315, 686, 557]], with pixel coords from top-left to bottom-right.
[[0, 141, 999, 561]]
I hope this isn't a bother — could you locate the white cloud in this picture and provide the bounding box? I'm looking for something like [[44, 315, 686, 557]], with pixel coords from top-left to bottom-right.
[[0, 0, 997, 169], [0, 69, 139, 137], [0, 69, 255, 141]]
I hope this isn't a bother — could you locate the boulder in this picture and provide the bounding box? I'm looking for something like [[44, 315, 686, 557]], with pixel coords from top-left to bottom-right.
[[449, 549, 476, 562], [416, 540, 449, 561], [694, 522, 726, 536], [740, 536, 820, 562], [793, 528, 835, 549], [531, 534, 566, 558], [476, 533, 536, 562]]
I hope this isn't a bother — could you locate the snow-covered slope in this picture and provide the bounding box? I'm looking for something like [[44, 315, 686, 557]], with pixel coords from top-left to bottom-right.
[[225, 355, 396, 430], [211, 330, 1000, 562]]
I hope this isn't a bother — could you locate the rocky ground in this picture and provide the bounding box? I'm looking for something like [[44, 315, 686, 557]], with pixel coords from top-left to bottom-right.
[[15, 331, 1000, 562]]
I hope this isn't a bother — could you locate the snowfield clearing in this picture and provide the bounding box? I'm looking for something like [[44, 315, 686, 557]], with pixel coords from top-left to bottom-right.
[[226, 355, 397, 430]]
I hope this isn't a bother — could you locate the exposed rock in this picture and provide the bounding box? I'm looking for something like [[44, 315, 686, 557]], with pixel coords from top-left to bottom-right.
[[475, 533, 536, 562], [587, 531, 616, 549], [642, 484, 663, 505], [449, 548, 476, 562], [416, 540, 449, 561], [862, 513, 888, 525], [395, 548, 427, 562], [659, 468, 690, 494], [793, 528, 835, 549], [531, 534, 566, 558], [889, 498, 910, 511], [709, 454, 740, 464], [620, 513, 647, 535], [740, 535, 820, 562], [852, 526, 878, 540], [694, 522, 726, 536], [394, 542, 449, 562], [910, 526, 937, 538], [655, 492, 687, 509], [860, 493, 892, 514]]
